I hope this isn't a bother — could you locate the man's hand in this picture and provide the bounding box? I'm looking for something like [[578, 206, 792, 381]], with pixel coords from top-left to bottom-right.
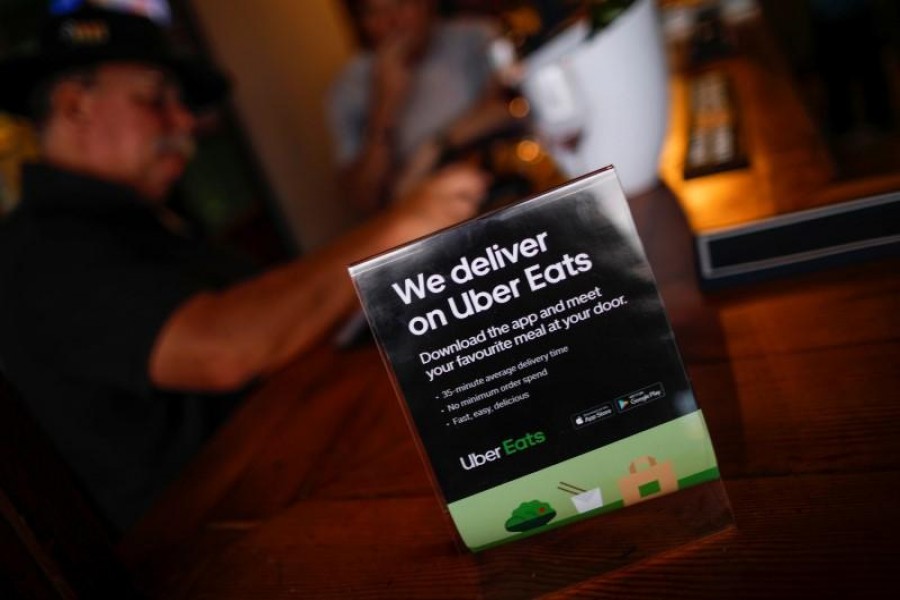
[[391, 163, 489, 239], [390, 134, 445, 201]]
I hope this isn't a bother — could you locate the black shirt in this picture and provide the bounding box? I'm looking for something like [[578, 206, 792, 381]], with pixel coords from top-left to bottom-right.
[[0, 163, 257, 531]]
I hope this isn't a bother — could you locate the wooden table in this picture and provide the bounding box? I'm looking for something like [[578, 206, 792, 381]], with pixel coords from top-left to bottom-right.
[[117, 176, 900, 597], [118, 15, 900, 599]]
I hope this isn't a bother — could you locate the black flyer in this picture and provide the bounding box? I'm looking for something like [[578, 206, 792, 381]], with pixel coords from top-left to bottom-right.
[[349, 168, 719, 551]]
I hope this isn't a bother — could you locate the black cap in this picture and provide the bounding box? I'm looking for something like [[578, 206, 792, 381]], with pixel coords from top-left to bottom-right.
[[0, 5, 229, 116]]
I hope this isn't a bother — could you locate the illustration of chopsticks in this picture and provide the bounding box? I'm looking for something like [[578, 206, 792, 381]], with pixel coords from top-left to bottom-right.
[[558, 482, 587, 495]]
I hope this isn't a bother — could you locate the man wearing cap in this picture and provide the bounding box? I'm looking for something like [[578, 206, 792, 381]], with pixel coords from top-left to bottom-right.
[[0, 5, 486, 532]]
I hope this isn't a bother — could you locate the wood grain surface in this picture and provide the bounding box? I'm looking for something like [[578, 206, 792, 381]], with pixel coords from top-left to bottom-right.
[[118, 176, 900, 598], [118, 15, 900, 600]]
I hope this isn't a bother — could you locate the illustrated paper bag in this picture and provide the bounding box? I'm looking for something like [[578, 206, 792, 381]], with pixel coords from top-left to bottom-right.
[[618, 456, 677, 506]]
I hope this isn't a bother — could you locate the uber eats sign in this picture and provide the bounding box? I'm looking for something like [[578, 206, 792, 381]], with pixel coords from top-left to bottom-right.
[[460, 431, 546, 471], [350, 169, 721, 551]]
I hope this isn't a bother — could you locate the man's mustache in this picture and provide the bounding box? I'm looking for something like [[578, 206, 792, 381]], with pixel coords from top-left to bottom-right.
[[156, 135, 196, 160]]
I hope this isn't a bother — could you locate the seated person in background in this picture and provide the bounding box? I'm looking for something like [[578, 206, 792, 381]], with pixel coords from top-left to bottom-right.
[[328, 0, 520, 212], [0, 5, 486, 533]]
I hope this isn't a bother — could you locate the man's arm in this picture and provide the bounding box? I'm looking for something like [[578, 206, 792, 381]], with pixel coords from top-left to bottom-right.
[[339, 37, 414, 212], [339, 126, 395, 213], [148, 165, 487, 392]]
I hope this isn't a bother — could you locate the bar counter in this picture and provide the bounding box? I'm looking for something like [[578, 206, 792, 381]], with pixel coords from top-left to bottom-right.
[[117, 173, 900, 597], [118, 14, 900, 600]]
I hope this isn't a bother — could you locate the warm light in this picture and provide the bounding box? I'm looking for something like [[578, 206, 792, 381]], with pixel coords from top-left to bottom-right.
[[516, 139, 542, 163], [503, 6, 542, 37], [0, 127, 13, 153], [508, 96, 530, 119]]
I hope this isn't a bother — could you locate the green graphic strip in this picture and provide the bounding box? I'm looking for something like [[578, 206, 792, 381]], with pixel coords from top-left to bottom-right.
[[447, 410, 720, 551]]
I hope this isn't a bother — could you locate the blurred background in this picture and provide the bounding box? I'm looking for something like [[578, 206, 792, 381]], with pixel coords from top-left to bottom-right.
[[1, 0, 898, 263]]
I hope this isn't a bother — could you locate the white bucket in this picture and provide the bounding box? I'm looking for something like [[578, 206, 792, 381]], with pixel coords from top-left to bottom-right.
[[521, 0, 669, 196]]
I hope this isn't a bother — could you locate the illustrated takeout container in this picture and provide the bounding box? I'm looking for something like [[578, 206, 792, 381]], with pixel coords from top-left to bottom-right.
[[570, 487, 604, 513]]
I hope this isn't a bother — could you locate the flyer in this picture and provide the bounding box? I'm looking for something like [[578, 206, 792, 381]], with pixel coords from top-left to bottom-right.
[[349, 167, 720, 551]]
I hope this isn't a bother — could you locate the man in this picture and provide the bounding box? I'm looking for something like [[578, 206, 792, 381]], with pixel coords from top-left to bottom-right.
[[0, 5, 486, 532], [328, 0, 519, 211]]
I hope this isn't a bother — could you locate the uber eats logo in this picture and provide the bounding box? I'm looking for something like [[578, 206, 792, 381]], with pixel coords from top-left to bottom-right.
[[459, 431, 546, 471]]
